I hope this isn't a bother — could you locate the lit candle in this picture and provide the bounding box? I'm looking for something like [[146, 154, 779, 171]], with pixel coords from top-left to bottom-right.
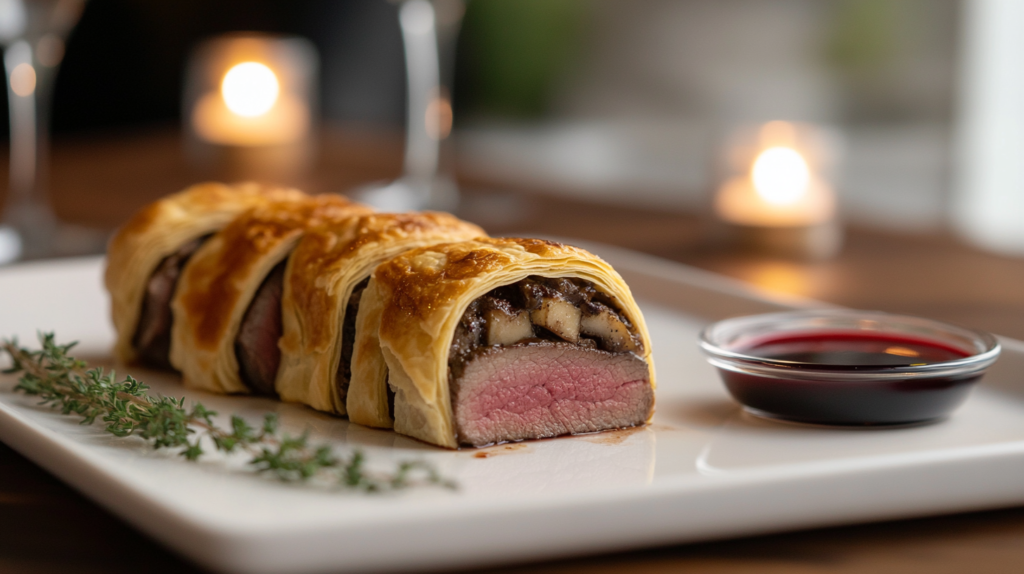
[[191, 60, 309, 146], [183, 34, 318, 179], [714, 121, 841, 259]]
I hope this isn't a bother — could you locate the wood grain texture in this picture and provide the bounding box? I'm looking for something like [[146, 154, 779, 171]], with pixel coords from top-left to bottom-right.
[[2, 127, 1024, 573]]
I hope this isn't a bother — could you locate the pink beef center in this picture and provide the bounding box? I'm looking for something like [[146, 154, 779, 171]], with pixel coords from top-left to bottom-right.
[[452, 343, 652, 447]]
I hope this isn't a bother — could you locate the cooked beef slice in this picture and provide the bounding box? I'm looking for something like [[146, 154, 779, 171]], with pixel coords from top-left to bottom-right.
[[450, 342, 652, 447], [235, 262, 286, 396], [133, 236, 208, 370]]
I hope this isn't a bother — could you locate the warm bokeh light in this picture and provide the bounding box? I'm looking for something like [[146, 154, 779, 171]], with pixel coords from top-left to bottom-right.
[[745, 262, 812, 296], [36, 34, 66, 67], [751, 147, 810, 205], [425, 93, 453, 140], [885, 346, 920, 358], [759, 120, 798, 148], [10, 63, 35, 97], [221, 62, 279, 117]]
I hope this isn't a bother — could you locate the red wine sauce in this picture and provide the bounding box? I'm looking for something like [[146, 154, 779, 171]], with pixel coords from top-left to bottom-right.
[[744, 331, 969, 367], [719, 331, 978, 425]]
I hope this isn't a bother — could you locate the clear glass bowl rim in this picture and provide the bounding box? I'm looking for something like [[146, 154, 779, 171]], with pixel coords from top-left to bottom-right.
[[699, 309, 1001, 381]]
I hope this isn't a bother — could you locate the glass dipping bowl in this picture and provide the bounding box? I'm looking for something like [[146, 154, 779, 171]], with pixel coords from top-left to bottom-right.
[[699, 309, 1001, 425]]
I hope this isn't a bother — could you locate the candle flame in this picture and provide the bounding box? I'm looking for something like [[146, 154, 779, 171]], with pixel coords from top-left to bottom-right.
[[221, 62, 279, 117], [751, 146, 810, 205]]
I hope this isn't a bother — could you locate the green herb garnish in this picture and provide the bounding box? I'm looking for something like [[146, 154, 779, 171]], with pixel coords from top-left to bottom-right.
[[1, 333, 456, 492]]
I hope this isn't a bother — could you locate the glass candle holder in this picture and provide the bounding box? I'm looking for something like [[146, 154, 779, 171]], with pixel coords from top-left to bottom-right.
[[713, 121, 844, 260], [183, 33, 318, 182]]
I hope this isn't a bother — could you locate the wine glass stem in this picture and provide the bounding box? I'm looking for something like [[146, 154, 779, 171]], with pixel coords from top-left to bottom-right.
[[398, 0, 442, 184], [3, 40, 56, 258]]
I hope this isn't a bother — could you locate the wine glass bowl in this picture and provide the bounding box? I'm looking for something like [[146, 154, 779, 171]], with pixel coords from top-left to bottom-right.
[[0, 0, 106, 264]]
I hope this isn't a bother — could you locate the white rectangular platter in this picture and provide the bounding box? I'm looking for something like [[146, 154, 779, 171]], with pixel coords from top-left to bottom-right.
[[3, 245, 1024, 574]]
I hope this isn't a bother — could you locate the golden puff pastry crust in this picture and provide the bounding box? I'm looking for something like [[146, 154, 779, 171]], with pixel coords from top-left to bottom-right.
[[169, 194, 372, 394], [347, 237, 656, 448], [105, 182, 308, 364], [277, 212, 485, 414]]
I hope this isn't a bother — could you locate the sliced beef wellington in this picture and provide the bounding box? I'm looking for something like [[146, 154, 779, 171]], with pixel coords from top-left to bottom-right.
[[132, 235, 208, 370], [105, 182, 308, 367], [276, 212, 484, 414], [169, 195, 372, 394], [348, 237, 655, 448]]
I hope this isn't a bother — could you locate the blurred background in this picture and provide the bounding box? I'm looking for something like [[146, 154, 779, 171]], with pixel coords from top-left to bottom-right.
[[2, 0, 1024, 332], [0, 0, 964, 228]]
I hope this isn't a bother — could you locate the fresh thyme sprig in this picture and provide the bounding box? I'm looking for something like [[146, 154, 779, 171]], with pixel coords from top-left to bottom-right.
[[1, 333, 456, 492]]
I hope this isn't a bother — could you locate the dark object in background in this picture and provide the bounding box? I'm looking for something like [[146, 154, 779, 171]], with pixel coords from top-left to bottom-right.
[[0, 0, 408, 137], [310, 0, 405, 128], [455, 0, 587, 120], [0, 0, 588, 138]]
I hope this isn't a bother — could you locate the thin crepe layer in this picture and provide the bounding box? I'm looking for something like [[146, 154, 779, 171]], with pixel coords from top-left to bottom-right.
[[348, 237, 656, 448], [169, 195, 371, 394], [278, 212, 484, 414], [105, 182, 307, 364]]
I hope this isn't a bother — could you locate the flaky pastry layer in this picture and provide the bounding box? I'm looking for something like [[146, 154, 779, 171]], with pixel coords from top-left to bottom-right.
[[169, 194, 371, 394], [278, 212, 485, 414]]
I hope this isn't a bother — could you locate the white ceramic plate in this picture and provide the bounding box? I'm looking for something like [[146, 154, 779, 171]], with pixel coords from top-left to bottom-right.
[[3, 247, 1024, 574]]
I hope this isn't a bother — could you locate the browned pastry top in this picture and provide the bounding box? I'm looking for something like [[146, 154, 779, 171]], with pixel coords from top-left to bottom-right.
[[178, 194, 371, 350], [287, 211, 485, 351], [373, 237, 594, 338], [108, 182, 305, 259]]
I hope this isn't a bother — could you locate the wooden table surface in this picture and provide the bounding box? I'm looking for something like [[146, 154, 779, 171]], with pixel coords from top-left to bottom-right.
[[3, 127, 1024, 573]]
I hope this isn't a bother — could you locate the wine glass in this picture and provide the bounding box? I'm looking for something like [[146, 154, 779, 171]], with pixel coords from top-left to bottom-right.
[[0, 0, 102, 265], [354, 0, 463, 212]]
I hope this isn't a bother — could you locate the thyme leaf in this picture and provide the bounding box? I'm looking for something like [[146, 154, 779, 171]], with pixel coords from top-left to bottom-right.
[[1, 333, 457, 493]]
